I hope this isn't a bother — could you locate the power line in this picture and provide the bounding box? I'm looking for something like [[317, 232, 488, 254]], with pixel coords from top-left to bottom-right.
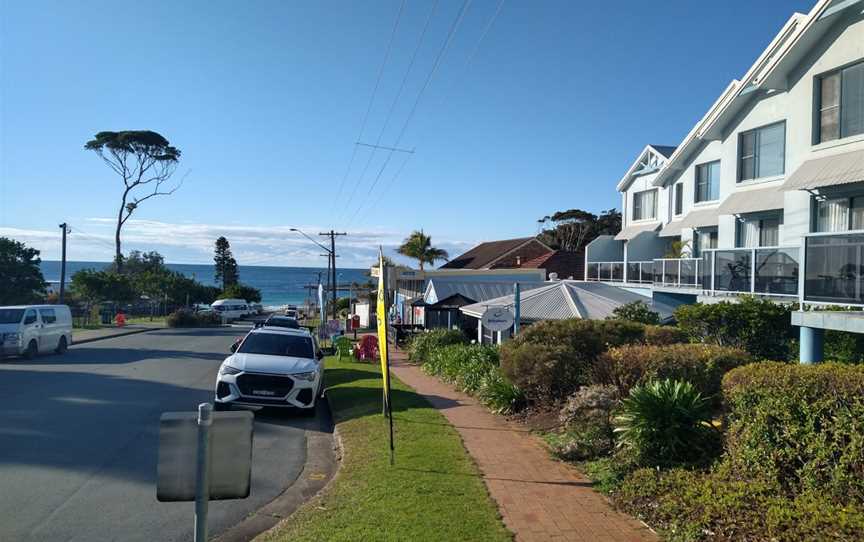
[[343, 0, 474, 229], [353, 0, 506, 230], [337, 0, 441, 228], [329, 0, 408, 216], [67, 225, 116, 252]]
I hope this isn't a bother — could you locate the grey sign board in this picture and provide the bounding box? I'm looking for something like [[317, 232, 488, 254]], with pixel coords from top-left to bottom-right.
[[157, 410, 254, 502]]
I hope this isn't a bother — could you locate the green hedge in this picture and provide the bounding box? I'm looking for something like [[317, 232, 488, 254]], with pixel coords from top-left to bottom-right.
[[722, 362, 864, 502], [408, 329, 467, 363], [594, 343, 752, 399], [166, 309, 222, 328], [674, 297, 794, 361], [614, 468, 864, 542], [500, 319, 646, 405]]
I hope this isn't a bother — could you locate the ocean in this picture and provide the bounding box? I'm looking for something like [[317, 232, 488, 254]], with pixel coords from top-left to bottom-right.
[[40, 260, 370, 308]]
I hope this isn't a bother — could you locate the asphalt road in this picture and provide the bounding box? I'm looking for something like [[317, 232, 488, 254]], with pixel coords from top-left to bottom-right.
[[0, 327, 318, 542]]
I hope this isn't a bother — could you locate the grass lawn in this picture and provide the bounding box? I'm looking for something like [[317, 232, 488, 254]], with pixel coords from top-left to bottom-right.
[[258, 356, 512, 542], [123, 315, 168, 326]]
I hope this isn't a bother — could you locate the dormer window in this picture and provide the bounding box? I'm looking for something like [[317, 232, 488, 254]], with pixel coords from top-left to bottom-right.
[[633, 189, 657, 221]]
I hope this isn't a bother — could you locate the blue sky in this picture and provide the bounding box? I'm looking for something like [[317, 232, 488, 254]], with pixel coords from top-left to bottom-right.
[[0, 0, 815, 267]]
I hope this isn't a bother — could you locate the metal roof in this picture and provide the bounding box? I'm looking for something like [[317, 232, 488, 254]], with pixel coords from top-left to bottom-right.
[[781, 148, 864, 191], [424, 279, 542, 306], [614, 222, 660, 241], [459, 281, 676, 322], [716, 185, 785, 215]]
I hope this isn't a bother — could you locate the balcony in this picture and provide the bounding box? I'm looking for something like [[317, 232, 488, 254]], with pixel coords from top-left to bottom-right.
[[803, 232, 864, 304], [584, 261, 625, 282], [652, 258, 701, 288], [704, 246, 799, 297]]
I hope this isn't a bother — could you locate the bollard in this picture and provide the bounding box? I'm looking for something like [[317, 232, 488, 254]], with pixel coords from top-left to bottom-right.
[[194, 403, 213, 542]]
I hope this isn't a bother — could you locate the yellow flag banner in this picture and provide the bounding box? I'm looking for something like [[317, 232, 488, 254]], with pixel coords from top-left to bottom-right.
[[376, 251, 390, 394]]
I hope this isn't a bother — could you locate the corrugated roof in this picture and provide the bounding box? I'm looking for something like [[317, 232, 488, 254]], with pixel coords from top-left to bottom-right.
[[440, 237, 542, 269], [781, 148, 864, 191], [716, 186, 785, 214], [424, 279, 542, 306], [459, 281, 675, 322], [614, 222, 660, 241]]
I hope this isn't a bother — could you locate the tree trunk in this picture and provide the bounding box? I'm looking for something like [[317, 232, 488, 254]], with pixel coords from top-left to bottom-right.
[[115, 200, 125, 271]]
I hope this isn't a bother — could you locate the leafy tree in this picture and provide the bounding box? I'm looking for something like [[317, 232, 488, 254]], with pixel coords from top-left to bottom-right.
[[119, 250, 165, 275], [84, 131, 182, 269], [0, 237, 47, 304], [537, 208, 621, 252], [665, 239, 691, 258], [609, 301, 661, 325], [214, 236, 239, 289], [70, 269, 136, 304], [396, 230, 449, 270], [219, 283, 261, 303]]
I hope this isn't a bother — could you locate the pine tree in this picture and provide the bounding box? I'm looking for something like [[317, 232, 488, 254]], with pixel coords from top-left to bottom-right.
[[213, 237, 239, 289]]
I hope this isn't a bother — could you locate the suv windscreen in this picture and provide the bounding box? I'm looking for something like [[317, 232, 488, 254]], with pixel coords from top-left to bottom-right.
[[266, 317, 300, 329], [238, 333, 314, 358], [0, 309, 24, 324]]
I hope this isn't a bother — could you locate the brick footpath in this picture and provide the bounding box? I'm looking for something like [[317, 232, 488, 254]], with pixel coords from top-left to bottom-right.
[[388, 347, 657, 542]]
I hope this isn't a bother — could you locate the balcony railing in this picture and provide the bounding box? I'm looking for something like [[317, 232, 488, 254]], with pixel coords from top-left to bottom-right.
[[803, 232, 864, 304], [652, 258, 701, 288], [705, 246, 799, 296], [585, 261, 624, 282]]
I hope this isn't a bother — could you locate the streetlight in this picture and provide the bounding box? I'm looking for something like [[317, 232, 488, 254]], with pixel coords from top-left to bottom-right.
[[290, 228, 334, 321]]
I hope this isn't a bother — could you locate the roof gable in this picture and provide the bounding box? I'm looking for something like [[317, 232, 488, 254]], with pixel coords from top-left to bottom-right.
[[440, 237, 551, 269], [616, 144, 677, 192]]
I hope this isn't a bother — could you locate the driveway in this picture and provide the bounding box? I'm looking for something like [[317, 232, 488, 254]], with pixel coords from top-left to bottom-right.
[[0, 327, 330, 541]]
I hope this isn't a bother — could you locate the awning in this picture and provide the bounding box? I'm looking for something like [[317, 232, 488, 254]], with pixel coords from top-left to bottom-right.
[[782, 149, 864, 191], [658, 220, 684, 238], [614, 222, 660, 241], [680, 207, 720, 229], [716, 186, 785, 215]]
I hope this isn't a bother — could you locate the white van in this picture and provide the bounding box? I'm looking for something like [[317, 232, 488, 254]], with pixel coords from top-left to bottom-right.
[[0, 305, 73, 359], [210, 299, 250, 321]]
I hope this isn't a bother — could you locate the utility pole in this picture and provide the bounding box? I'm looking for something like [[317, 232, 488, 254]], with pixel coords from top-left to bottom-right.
[[58, 223, 69, 304], [319, 230, 347, 321]]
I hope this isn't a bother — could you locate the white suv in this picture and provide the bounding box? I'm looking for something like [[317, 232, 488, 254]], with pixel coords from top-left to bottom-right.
[[214, 327, 324, 413]]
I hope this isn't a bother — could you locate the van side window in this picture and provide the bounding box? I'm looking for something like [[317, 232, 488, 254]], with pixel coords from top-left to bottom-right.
[[39, 309, 57, 324], [24, 310, 37, 325]]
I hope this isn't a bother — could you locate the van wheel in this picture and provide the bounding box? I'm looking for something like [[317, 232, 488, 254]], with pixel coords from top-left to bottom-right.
[[55, 336, 68, 355], [24, 340, 38, 360]]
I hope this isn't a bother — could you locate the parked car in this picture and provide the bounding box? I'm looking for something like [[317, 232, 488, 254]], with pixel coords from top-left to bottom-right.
[[262, 314, 300, 329], [0, 305, 73, 359], [210, 298, 250, 320], [284, 308, 298, 319], [249, 303, 263, 315], [214, 327, 324, 413]]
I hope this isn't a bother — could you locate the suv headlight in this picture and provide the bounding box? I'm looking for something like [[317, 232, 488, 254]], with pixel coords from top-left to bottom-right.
[[219, 364, 242, 376], [291, 371, 318, 382]]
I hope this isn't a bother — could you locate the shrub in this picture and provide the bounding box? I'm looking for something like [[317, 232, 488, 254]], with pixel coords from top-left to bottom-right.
[[167, 309, 221, 328], [408, 329, 467, 363], [642, 325, 688, 346], [476, 369, 525, 414], [594, 343, 752, 399], [614, 468, 864, 542], [549, 385, 618, 460], [613, 379, 719, 468], [674, 296, 794, 360], [609, 301, 660, 325], [722, 362, 864, 502], [499, 319, 645, 405]]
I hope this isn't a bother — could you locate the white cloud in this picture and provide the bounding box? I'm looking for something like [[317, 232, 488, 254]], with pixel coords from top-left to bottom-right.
[[0, 219, 475, 269]]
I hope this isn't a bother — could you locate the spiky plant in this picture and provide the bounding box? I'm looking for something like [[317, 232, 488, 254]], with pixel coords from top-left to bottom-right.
[[613, 379, 715, 467]]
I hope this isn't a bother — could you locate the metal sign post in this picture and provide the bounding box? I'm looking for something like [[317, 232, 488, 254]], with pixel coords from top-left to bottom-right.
[[194, 403, 212, 542]]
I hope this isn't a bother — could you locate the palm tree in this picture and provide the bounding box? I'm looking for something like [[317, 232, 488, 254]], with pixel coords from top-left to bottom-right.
[[397, 230, 449, 270]]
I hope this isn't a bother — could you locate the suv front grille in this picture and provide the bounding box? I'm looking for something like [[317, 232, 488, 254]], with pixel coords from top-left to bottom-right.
[[236, 373, 295, 398]]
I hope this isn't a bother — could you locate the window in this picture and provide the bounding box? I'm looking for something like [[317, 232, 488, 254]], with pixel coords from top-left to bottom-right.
[[674, 183, 683, 215], [237, 333, 315, 358], [39, 309, 56, 324], [695, 161, 720, 202], [738, 122, 786, 181], [817, 61, 864, 143], [24, 310, 37, 325], [693, 228, 718, 257], [736, 214, 782, 247], [632, 189, 657, 221], [815, 196, 864, 232]]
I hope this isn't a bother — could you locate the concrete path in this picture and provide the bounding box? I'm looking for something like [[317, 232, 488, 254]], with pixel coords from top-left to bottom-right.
[[389, 347, 657, 542], [0, 328, 332, 542]]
